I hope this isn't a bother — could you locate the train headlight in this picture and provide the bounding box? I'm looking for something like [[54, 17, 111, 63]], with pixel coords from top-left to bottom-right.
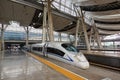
[[74, 55, 82, 62], [74, 53, 86, 62]]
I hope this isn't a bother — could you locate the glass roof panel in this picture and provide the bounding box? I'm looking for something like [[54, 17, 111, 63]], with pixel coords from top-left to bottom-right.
[[52, 0, 76, 16]]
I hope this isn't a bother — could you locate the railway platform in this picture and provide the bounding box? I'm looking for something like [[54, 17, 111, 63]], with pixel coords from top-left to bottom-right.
[[0, 50, 70, 80], [0, 50, 120, 80]]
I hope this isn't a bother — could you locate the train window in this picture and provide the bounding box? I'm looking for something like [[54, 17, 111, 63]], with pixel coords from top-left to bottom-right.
[[32, 47, 38, 51], [38, 47, 42, 51], [47, 47, 65, 56], [62, 43, 79, 52], [32, 47, 43, 51]]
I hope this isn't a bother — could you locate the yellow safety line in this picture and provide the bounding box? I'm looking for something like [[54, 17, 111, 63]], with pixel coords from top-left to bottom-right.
[[28, 53, 87, 80]]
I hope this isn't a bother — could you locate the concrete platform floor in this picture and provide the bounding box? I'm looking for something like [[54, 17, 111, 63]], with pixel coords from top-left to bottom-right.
[[0, 51, 70, 80], [25, 51, 120, 80], [0, 50, 120, 80], [43, 55, 120, 80]]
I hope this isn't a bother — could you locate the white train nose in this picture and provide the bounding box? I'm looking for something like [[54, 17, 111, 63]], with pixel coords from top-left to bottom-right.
[[81, 62, 89, 69], [77, 62, 90, 69]]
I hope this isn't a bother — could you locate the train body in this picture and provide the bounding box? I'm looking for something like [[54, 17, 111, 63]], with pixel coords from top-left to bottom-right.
[[26, 42, 89, 69]]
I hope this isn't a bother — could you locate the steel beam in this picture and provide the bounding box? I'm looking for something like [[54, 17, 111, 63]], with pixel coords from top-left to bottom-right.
[[52, 9, 77, 21], [80, 8, 91, 51], [92, 19, 103, 49], [48, 0, 54, 42], [10, 0, 76, 21], [10, 0, 43, 10], [42, 3, 47, 43], [75, 19, 80, 46]]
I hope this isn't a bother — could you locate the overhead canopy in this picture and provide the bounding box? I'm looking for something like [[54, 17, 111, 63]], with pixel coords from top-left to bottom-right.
[[74, 0, 120, 35], [0, 0, 120, 36], [0, 0, 74, 34], [0, 0, 36, 26]]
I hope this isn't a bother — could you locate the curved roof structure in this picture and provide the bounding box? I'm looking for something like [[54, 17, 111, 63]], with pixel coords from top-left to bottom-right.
[[80, 1, 120, 11], [73, 0, 120, 35], [0, 0, 120, 36], [0, 0, 75, 31]]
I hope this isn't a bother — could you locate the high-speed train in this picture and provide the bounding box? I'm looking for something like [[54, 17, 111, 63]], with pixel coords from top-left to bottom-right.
[[26, 42, 89, 69]]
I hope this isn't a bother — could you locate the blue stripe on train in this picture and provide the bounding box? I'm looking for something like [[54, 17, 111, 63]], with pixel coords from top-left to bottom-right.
[[46, 52, 73, 62], [66, 55, 73, 62]]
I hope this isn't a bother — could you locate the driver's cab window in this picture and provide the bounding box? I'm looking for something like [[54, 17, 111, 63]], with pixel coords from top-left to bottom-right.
[[62, 43, 79, 52]]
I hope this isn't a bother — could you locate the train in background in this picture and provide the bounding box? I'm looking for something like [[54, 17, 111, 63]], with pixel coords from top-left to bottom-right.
[[24, 42, 89, 69]]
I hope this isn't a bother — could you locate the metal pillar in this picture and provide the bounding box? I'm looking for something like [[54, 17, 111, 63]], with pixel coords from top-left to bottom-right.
[[95, 30, 103, 49], [92, 19, 103, 49], [42, 3, 47, 43], [1, 24, 5, 52], [46, 26, 50, 41], [89, 28, 93, 47], [93, 34, 96, 48], [26, 26, 29, 46], [24, 26, 29, 46], [0, 24, 7, 59], [68, 34, 72, 43], [80, 8, 91, 51], [58, 32, 62, 42], [75, 19, 80, 46], [47, 0, 54, 42], [113, 41, 115, 50]]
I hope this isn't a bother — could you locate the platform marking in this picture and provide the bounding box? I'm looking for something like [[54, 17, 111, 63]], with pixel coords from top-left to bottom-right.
[[28, 52, 88, 80]]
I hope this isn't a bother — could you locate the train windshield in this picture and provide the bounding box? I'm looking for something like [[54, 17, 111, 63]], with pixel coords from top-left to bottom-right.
[[62, 43, 79, 52]]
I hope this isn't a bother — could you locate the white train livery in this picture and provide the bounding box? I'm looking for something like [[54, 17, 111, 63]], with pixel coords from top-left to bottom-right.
[[27, 42, 89, 69]]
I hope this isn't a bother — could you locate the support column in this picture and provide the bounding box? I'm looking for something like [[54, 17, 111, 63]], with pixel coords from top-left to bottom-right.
[[89, 28, 93, 47], [68, 34, 71, 43], [95, 30, 102, 49], [92, 19, 103, 49], [1, 24, 5, 52], [26, 26, 29, 46], [58, 32, 62, 42], [113, 41, 115, 50], [24, 26, 29, 46], [75, 19, 80, 46], [42, 3, 47, 43], [0, 24, 7, 59], [47, 0, 54, 42], [93, 34, 96, 48], [80, 8, 91, 51], [1, 24, 5, 59], [46, 25, 50, 41]]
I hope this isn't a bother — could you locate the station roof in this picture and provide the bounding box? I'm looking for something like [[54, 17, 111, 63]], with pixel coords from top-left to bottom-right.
[[76, 0, 120, 35], [0, 0, 120, 36]]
